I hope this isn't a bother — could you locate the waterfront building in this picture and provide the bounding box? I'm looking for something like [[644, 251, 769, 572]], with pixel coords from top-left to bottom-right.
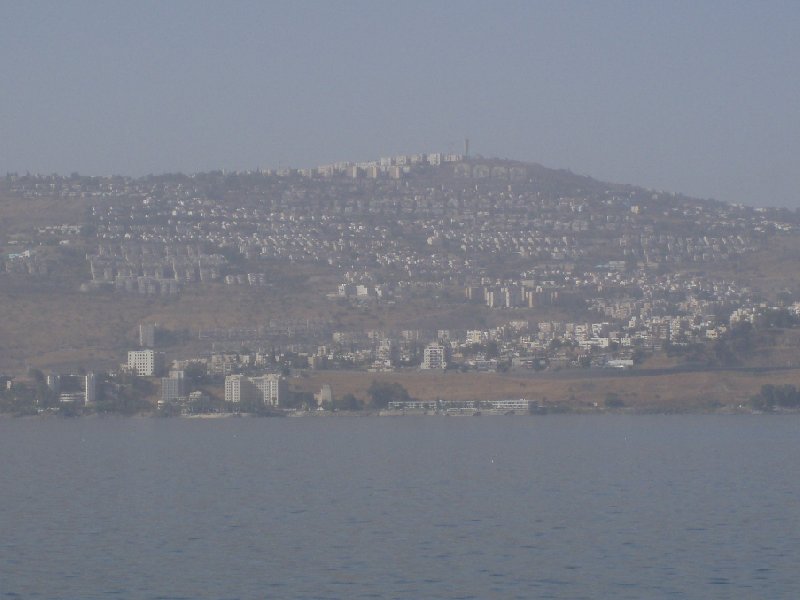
[[314, 384, 333, 407], [224, 373, 287, 407], [224, 374, 260, 405], [251, 374, 287, 407], [161, 370, 187, 405], [84, 373, 96, 405]]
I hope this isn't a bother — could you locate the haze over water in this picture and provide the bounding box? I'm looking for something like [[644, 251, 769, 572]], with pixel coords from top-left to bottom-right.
[[2, 415, 799, 599]]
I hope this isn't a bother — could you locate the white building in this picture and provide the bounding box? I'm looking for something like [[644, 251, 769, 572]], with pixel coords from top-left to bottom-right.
[[421, 343, 448, 370], [225, 375, 288, 406], [427, 153, 442, 166], [315, 384, 333, 407], [250, 374, 288, 407], [84, 373, 97, 405], [224, 374, 260, 404], [127, 349, 165, 377], [466, 330, 487, 345], [224, 374, 286, 406]]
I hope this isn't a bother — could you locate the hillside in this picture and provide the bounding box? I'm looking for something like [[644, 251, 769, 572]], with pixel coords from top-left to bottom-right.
[[1, 155, 799, 386]]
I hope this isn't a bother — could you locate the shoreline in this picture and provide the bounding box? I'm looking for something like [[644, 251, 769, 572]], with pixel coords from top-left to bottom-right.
[[290, 367, 800, 413], [5, 367, 798, 419], [2, 405, 792, 419]]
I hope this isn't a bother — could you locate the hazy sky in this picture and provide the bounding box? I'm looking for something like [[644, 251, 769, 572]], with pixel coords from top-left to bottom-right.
[[2, 1, 799, 206]]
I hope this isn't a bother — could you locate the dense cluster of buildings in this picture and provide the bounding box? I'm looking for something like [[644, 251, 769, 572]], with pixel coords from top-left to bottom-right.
[[156, 300, 799, 379], [6, 155, 794, 302]]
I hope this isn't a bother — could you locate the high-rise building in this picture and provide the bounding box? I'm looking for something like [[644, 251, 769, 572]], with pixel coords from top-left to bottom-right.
[[421, 343, 448, 370], [127, 349, 165, 377], [161, 370, 187, 405], [84, 373, 96, 405], [224, 374, 287, 407], [250, 374, 288, 407], [224, 374, 260, 404], [139, 323, 156, 348]]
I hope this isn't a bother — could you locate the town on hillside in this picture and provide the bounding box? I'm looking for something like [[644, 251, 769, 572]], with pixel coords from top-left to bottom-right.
[[3, 153, 800, 415]]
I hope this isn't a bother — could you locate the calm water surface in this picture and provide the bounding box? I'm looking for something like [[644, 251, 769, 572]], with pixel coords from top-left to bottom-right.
[[1, 415, 799, 599]]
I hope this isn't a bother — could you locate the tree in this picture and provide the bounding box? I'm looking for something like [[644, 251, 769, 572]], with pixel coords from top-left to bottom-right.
[[184, 361, 207, 383], [367, 381, 411, 408], [285, 391, 313, 410], [728, 322, 755, 357], [750, 384, 800, 410], [28, 368, 56, 406], [187, 393, 219, 415], [757, 309, 798, 329], [95, 393, 151, 415], [334, 393, 361, 411], [0, 382, 37, 415]]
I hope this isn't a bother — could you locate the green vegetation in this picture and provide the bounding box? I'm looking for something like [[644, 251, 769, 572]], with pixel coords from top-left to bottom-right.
[[0, 380, 39, 415], [333, 393, 361, 411], [750, 384, 800, 411], [367, 380, 412, 408]]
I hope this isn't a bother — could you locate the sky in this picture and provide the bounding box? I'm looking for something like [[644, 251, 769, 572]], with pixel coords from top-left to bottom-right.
[[1, 1, 799, 207]]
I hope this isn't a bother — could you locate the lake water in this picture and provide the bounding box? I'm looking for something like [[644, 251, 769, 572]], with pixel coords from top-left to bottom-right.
[[1, 415, 799, 599]]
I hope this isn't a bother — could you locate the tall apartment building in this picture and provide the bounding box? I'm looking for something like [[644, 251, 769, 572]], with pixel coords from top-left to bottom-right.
[[161, 370, 187, 405], [84, 373, 97, 405], [224, 374, 261, 405], [421, 343, 448, 370], [139, 323, 157, 347], [127, 349, 165, 377], [251, 374, 287, 407], [224, 374, 287, 407]]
